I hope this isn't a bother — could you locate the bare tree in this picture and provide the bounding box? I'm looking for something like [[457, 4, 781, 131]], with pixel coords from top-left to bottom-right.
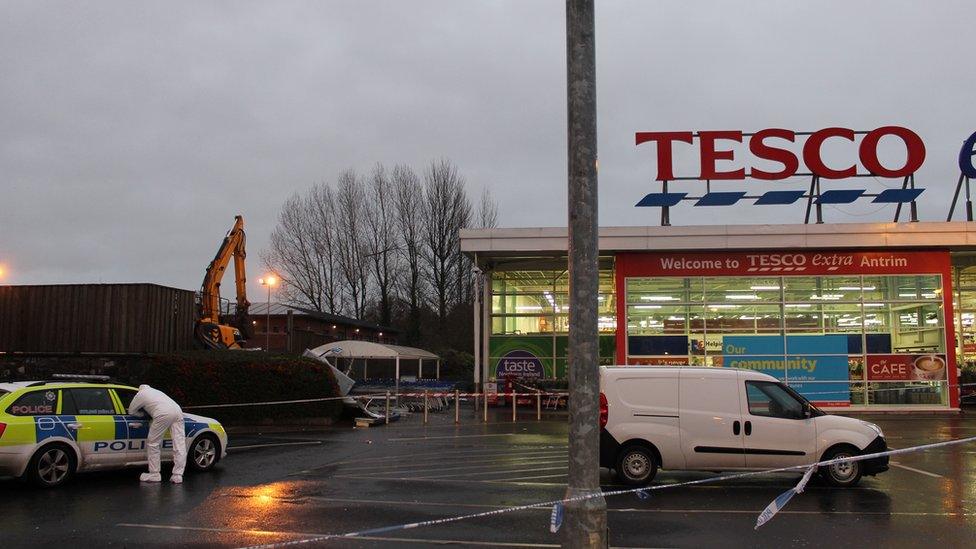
[[478, 187, 499, 229], [422, 159, 471, 323], [263, 188, 342, 313], [364, 163, 399, 327], [392, 164, 426, 343], [308, 183, 343, 314], [333, 170, 371, 319]]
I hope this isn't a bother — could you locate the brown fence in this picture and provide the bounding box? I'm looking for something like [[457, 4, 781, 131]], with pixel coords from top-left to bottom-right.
[[0, 283, 196, 353]]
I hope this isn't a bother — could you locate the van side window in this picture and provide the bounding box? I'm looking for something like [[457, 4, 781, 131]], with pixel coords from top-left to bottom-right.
[[746, 381, 804, 420]]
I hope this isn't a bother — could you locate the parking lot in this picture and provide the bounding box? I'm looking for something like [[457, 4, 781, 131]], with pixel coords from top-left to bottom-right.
[[3, 409, 975, 548]]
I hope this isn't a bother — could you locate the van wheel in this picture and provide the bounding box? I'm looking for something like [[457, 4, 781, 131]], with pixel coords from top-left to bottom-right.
[[616, 445, 658, 486], [820, 446, 862, 488], [26, 443, 77, 488]]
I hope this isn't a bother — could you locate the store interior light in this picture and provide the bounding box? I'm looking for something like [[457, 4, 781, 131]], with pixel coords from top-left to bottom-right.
[[708, 304, 739, 309], [810, 294, 843, 300], [633, 305, 662, 310], [640, 295, 678, 301], [864, 303, 886, 307], [837, 286, 876, 291], [726, 294, 760, 300], [785, 304, 813, 308], [516, 305, 543, 311], [749, 285, 781, 291]]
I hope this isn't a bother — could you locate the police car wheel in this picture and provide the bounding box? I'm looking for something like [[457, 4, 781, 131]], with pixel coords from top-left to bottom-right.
[[189, 434, 220, 472], [615, 445, 658, 486], [27, 444, 76, 488]]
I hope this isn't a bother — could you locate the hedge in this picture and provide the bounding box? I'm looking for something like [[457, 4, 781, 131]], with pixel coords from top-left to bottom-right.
[[113, 352, 343, 424], [0, 352, 343, 425]]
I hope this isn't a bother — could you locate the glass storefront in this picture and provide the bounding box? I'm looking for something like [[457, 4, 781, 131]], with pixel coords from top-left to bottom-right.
[[489, 268, 616, 379], [484, 249, 961, 408], [624, 274, 948, 407]]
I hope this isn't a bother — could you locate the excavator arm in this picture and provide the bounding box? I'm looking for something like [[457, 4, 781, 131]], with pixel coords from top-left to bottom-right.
[[197, 215, 250, 349]]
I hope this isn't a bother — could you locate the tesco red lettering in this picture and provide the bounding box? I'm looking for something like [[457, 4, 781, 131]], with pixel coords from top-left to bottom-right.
[[635, 126, 926, 181]]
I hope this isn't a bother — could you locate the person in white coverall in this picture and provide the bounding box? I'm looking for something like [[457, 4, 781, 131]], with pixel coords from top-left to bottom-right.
[[127, 384, 187, 484]]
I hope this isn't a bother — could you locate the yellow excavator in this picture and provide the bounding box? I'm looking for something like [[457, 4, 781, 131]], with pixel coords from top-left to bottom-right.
[[196, 215, 250, 349]]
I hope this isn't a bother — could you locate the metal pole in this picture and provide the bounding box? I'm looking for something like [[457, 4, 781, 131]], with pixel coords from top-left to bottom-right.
[[512, 389, 517, 422], [483, 390, 489, 423], [473, 265, 481, 402], [266, 285, 271, 351], [537, 390, 542, 421], [455, 389, 460, 424], [423, 389, 429, 425], [385, 391, 390, 425], [565, 1, 607, 545]]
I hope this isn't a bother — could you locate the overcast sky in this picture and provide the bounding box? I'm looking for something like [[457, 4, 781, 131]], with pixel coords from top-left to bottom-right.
[[2, 1, 973, 295]]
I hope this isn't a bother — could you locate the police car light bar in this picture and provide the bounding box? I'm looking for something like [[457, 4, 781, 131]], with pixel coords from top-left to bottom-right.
[[50, 374, 112, 382]]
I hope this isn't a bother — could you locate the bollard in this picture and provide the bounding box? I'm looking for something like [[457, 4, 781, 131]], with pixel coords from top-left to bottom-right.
[[512, 390, 517, 423], [423, 389, 429, 425], [454, 389, 460, 424], [483, 391, 489, 423], [537, 391, 542, 421], [385, 391, 391, 425]]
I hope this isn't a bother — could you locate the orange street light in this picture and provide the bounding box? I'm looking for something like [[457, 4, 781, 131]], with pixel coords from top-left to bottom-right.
[[258, 274, 279, 351]]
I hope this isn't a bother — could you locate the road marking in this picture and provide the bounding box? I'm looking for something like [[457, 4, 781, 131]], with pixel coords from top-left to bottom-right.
[[361, 458, 568, 475], [389, 433, 533, 442], [890, 461, 944, 478], [116, 523, 560, 548], [333, 473, 569, 487], [322, 445, 567, 466], [229, 441, 322, 451], [352, 452, 568, 473], [415, 465, 568, 480], [187, 497, 976, 519]]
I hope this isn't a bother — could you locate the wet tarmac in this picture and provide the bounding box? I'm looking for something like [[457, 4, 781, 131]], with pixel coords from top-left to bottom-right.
[[2, 409, 975, 548]]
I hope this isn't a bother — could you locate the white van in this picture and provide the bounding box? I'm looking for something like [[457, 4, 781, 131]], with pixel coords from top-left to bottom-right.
[[599, 366, 888, 487]]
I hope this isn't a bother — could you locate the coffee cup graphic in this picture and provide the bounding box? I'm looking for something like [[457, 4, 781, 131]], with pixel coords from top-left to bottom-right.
[[912, 355, 945, 381]]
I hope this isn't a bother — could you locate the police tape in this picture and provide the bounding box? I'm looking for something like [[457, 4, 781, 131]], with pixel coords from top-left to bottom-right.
[[240, 434, 976, 548], [181, 391, 564, 409], [182, 394, 386, 409]]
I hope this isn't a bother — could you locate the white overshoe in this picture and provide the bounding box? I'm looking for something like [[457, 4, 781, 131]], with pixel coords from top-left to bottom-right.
[[170, 475, 183, 484], [140, 473, 162, 482]]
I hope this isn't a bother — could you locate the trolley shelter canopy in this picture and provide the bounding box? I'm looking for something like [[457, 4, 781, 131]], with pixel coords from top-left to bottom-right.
[[308, 340, 441, 379]]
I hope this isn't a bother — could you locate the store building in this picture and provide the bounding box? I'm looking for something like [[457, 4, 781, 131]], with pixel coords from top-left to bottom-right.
[[462, 222, 976, 412]]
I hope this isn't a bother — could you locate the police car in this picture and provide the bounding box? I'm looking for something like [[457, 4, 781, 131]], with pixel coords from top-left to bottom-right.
[[0, 380, 228, 487]]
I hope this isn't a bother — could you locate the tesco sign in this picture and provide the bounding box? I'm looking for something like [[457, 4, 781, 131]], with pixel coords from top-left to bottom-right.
[[636, 126, 927, 181]]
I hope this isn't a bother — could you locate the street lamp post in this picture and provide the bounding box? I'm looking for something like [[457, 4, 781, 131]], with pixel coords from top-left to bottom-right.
[[565, 1, 607, 546], [258, 275, 277, 351]]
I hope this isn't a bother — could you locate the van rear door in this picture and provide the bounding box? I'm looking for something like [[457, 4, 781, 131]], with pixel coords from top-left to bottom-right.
[[678, 369, 745, 469]]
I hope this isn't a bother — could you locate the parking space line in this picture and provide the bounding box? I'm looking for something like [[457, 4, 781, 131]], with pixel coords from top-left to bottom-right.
[[352, 452, 568, 473], [324, 446, 567, 466], [389, 433, 536, 441], [360, 458, 568, 475], [116, 523, 559, 548], [229, 441, 323, 451], [890, 462, 944, 478], [235, 497, 976, 519], [333, 473, 568, 486], [415, 465, 568, 480]]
